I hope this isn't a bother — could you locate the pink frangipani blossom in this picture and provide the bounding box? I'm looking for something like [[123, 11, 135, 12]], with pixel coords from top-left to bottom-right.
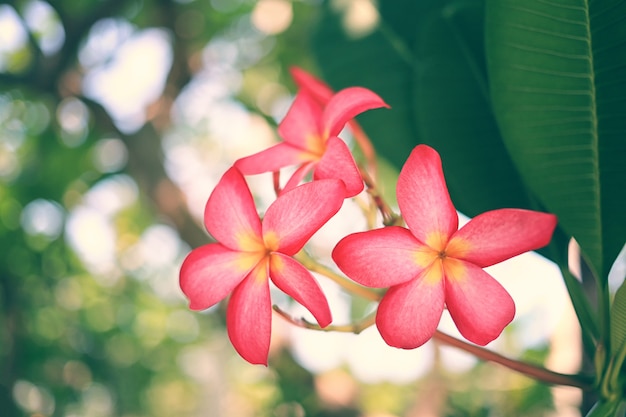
[[289, 66, 334, 104], [235, 81, 388, 197], [332, 145, 558, 348], [180, 167, 346, 364]]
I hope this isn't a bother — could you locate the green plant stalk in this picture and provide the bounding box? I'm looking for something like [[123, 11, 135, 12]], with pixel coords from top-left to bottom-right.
[[586, 255, 612, 395], [559, 265, 599, 358], [598, 277, 612, 357], [295, 251, 381, 302], [584, 398, 623, 417], [603, 337, 626, 401]]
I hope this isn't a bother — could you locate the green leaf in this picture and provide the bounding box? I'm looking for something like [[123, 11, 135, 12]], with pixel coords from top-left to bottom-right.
[[485, 0, 626, 281], [585, 399, 622, 417], [560, 265, 599, 355], [610, 280, 626, 355]]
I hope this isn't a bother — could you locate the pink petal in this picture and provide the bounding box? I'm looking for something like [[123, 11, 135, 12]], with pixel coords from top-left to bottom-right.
[[227, 260, 272, 365], [269, 253, 332, 327], [376, 265, 446, 349], [290, 66, 334, 104], [397, 145, 458, 249], [263, 179, 345, 255], [204, 167, 263, 251], [235, 143, 315, 175], [314, 136, 364, 197], [332, 227, 427, 288], [448, 209, 558, 267], [281, 161, 317, 194], [444, 259, 515, 345], [323, 87, 389, 137], [278, 92, 324, 149], [180, 243, 264, 310]]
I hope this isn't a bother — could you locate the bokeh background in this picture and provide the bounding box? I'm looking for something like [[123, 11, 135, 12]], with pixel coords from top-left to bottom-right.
[[0, 0, 604, 416]]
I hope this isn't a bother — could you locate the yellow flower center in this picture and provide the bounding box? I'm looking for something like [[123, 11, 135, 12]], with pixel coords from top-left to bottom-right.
[[263, 230, 280, 252], [304, 132, 327, 157], [413, 232, 472, 284], [235, 230, 265, 252], [248, 257, 270, 283]]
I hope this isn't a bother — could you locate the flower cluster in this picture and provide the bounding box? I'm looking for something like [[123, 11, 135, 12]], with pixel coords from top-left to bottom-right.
[[179, 68, 558, 365]]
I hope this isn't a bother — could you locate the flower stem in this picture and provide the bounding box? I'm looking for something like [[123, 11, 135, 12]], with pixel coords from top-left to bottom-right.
[[358, 165, 402, 227], [433, 330, 594, 389], [295, 174, 591, 389], [353, 195, 379, 230], [275, 299, 592, 389], [295, 251, 381, 302], [274, 305, 376, 334], [349, 121, 378, 180], [272, 171, 282, 196]]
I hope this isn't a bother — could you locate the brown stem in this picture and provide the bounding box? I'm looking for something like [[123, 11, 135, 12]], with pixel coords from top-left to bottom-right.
[[273, 305, 376, 334], [275, 261, 594, 390], [358, 165, 401, 227], [433, 330, 594, 389], [349, 121, 378, 179], [272, 171, 282, 196]]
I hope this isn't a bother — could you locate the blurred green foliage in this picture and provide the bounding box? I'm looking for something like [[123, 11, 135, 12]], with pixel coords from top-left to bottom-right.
[[0, 0, 587, 416]]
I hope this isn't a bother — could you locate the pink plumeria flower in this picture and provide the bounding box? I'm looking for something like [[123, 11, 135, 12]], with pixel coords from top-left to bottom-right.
[[235, 83, 388, 197], [332, 145, 558, 348], [180, 167, 346, 365], [289, 66, 334, 104], [289, 67, 379, 177]]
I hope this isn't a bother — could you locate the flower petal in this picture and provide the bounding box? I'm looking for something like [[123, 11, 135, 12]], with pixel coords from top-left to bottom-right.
[[235, 142, 315, 175], [205, 167, 263, 251], [278, 92, 324, 149], [180, 243, 263, 310], [397, 145, 458, 248], [376, 266, 446, 349], [314, 137, 364, 197], [323, 87, 389, 137], [281, 161, 317, 194], [444, 259, 515, 345], [263, 179, 345, 255], [270, 253, 332, 327], [227, 260, 272, 365], [448, 209, 558, 267], [332, 227, 426, 288], [290, 66, 334, 104]]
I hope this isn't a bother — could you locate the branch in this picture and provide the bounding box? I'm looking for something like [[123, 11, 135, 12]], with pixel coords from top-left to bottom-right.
[[273, 296, 594, 390], [84, 97, 209, 249], [273, 305, 376, 334], [48, 0, 132, 91], [358, 164, 401, 227], [433, 331, 594, 389]]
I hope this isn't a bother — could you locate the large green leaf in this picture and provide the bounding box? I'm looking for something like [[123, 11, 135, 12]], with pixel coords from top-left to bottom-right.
[[485, 0, 626, 281]]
